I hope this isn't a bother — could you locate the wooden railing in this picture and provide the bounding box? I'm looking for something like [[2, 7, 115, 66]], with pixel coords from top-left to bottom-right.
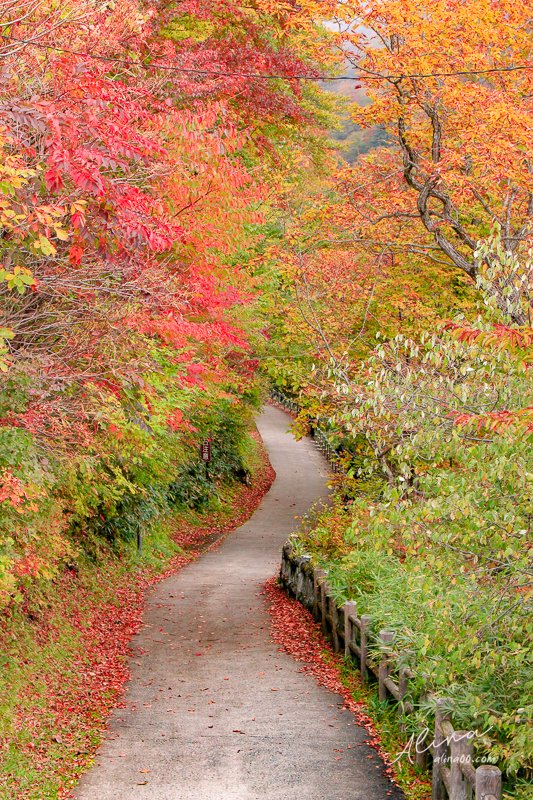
[[270, 387, 300, 416], [269, 388, 345, 473], [280, 544, 503, 800]]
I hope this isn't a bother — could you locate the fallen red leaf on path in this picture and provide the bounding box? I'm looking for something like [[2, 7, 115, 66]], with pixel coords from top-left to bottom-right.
[[262, 577, 400, 785]]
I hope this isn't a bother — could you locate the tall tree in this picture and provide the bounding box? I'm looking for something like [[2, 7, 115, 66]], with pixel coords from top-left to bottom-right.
[[332, 0, 532, 321]]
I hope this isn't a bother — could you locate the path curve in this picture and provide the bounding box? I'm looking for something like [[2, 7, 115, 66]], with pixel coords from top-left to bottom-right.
[[74, 405, 403, 800]]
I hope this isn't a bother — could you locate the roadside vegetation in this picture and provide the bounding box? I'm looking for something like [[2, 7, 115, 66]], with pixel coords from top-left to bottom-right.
[[0, 1, 335, 794], [260, 3, 532, 798], [0, 0, 531, 797], [0, 425, 274, 799]]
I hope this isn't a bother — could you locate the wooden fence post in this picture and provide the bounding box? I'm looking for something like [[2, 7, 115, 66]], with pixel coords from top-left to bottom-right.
[[432, 699, 450, 800], [313, 569, 326, 622], [343, 601, 357, 660], [300, 556, 311, 606], [378, 630, 395, 702], [398, 666, 408, 733], [295, 558, 307, 600], [314, 569, 328, 634], [290, 558, 297, 594], [312, 569, 320, 619], [475, 766, 501, 800], [306, 571, 314, 608], [360, 614, 371, 681], [450, 730, 471, 800], [331, 596, 340, 651], [320, 583, 328, 635], [416, 684, 429, 770]]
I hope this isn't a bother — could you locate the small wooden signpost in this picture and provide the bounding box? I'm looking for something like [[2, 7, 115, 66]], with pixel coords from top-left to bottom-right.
[[200, 439, 211, 479], [201, 440, 211, 462]]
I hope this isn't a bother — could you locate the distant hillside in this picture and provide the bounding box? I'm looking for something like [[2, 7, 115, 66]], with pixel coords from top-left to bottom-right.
[[321, 44, 391, 163]]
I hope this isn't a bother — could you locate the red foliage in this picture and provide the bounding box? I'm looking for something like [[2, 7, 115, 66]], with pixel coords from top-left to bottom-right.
[[1, 0, 325, 449], [443, 322, 533, 351], [450, 406, 533, 434]]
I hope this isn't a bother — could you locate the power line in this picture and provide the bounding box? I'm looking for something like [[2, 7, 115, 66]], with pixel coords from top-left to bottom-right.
[[6, 36, 532, 82]]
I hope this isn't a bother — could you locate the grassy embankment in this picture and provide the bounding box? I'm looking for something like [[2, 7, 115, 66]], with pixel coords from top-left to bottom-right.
[[0, 427, 274, 800]]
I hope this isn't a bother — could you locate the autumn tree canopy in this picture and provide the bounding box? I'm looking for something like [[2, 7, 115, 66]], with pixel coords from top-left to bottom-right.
[[0, 0, 338, 598], [323, 0, 532, 322], [0, 0, 532, 795]]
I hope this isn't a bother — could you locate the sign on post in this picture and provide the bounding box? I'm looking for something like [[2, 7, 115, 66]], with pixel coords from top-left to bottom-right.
[[200, 440, 211, 463], [201, 439, 211, 480]]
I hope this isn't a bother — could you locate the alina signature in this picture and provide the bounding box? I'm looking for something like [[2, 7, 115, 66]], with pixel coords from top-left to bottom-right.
[[391, 726, 494, 764]]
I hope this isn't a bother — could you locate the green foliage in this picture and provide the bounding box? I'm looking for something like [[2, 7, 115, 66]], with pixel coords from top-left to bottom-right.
[[0, 376, 258, 607], [301, 495, 532, 792], [475, 226, 533, 325], [287, 232, 532, 794], [0, 453, 265, 799], [161, 14, 215, 43], [292, 328, 532, 791]]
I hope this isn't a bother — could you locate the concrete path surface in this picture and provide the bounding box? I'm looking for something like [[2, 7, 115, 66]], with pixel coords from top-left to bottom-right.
[[74, 405, 403, 800]]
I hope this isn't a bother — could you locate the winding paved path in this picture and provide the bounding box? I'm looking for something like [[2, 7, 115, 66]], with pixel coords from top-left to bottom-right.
[[74, 405, 403, 800]]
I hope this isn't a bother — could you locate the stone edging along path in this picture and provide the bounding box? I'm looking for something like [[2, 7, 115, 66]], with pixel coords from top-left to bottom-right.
[[72, 404, 403, 800]]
